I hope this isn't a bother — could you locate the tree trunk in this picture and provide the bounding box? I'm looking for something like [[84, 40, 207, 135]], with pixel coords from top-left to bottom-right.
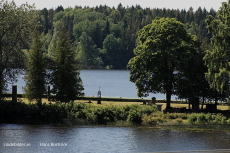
[[188, 96, 192, 110], [37, 98, 42, 107], [166, 89, 171, 110], [201, 96, 205, 110]]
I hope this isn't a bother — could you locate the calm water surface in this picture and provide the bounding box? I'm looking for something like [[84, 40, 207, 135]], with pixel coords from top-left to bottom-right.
[[0, 124, 230, 153], [9, 69, 176, 100]]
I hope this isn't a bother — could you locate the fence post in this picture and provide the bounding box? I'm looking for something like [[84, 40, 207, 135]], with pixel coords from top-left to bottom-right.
[[12, 85, 17, 102], [47, 86, 50, 100]]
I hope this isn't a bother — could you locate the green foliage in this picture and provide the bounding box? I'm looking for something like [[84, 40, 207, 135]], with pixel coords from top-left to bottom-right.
[[227, 118, 230, 124], [142, 112, 187, 125], [23, 29, 47, 106], [73, 103, 156, 125], [0, 101, 67, 124], [1, 101, 230, 126], [76, 32, 102, 68], [164, 113, 188, 119], [38, 5, 214, 70], [0, 1, 37, 97], [174, 118, 184, 124], [127, 109, 142, 125], [187, 113, 228, 124], [204, 1, 230, 96], [2, 1, 227, 110], [213, 114, 227, 124], [142, 115, 166, 125], [196, 113, 208, 124], [187, 114, 198, 124], [127, 17, 199, 109], [102, 34, 124, 69], [49, 26, 84, 103]]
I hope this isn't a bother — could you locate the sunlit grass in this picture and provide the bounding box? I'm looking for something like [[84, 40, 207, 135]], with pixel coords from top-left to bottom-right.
[[6, 97, 229, 110]]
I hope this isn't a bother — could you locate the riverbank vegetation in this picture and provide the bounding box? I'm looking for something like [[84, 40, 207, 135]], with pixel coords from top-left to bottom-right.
[[1, 100, 230, 127]]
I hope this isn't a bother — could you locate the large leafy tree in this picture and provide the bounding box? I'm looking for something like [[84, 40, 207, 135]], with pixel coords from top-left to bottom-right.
[[0, 0, 37, 99], [23, 29, 46, 106], [204, 0, 230, 100], [127, 17, 199, 109], [49, 26, 84, 103]]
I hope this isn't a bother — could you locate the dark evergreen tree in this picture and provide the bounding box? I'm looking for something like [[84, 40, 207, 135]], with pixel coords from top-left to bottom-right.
[[23, 29, 46, 106], [50, 26, 83, 103], [40, 8, 49, 33], [55, 5, 64, 13]]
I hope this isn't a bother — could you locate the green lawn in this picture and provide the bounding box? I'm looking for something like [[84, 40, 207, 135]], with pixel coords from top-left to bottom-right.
[[11, 98, 230, 111]]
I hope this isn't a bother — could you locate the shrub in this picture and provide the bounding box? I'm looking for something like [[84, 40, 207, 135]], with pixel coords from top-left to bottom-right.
[[186, 113, 229, 125], [142, 113, 166, 125], [196, 113, 208, 124], [213, 114, 227, 124], [127, 110, 142, 125], [113, 106, 129, 121], [187, 114, 197, 124], [205, 113, 212, 123], [227, 119, 230, 124], [139, 105, 157, 115], [146, 117, 165, 125]]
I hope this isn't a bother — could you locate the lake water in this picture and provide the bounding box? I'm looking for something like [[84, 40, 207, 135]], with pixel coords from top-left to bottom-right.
[[9, 69, 176, 100], [0, 124, 230, 153]]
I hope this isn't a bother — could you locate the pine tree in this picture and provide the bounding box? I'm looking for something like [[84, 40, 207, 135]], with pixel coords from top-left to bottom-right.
[[23, 29, 46, 106], [50, 26, 83, 103]]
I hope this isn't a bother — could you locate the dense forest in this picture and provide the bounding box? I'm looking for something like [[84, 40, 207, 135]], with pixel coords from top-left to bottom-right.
[[37, 4, 216, 69]]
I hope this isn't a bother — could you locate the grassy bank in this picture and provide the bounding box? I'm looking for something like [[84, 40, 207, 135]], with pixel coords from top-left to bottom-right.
[[6, 96, 230, 110], [0, 100, 157, 125], [1, 100, 230, 129]]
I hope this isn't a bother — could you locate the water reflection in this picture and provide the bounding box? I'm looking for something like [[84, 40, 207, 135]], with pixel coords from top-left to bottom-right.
[[0, 124, 230, 153]]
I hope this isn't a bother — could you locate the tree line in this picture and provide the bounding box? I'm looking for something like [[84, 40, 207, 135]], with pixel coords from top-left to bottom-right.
[[37, 4, 216, 69]]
